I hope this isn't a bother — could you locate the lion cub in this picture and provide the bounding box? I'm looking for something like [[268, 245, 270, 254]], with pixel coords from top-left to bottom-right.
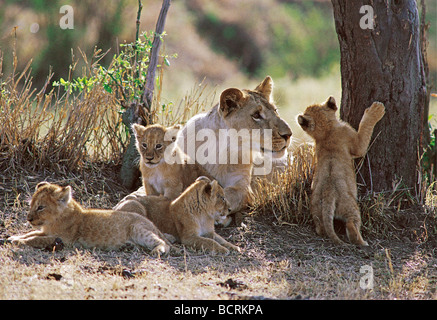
[[133, 123, 210, 200], [8, 182, 174, 255], [114, 177, 240, 255], [297, 97, 385, 246]]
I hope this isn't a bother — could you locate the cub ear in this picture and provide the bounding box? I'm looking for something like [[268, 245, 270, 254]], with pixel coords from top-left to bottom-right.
[[165, 124, 181, 142], [254, 76, 274, 103], [297, 115, 309, 128], [203, 182, 212, 196], [35, 181, 49, 191], [132, 123, 145, 136], [325, 96, 337, 111], [57, 186, 72, 206], [172, 124, 182, 131], [210, 180, 220, 193], [196, 176, 211, 183], [219, 88, 245, 117]]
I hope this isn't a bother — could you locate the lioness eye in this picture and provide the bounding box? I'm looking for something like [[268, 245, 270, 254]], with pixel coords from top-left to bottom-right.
[[142, 143, 147, 149], [155, 144, 163, 150], [252, 111, 262, 121], [36, 205, 45, 211]]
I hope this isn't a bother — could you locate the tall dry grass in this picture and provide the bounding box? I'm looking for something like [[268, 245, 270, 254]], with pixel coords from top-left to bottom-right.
[[251, 143, 314, 226], [0, 55, 126, 176]]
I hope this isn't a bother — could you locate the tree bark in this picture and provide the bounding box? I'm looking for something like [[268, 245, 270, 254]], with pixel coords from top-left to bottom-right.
[[331, 0, 429, 194], [142, 0, 171, 114]]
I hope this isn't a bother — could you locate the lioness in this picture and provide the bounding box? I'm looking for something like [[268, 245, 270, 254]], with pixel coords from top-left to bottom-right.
[[114, 177, 240, 255], [297, 97, 385, 246], [9, 182, 175, 255], [132, 123, 211, 200], [176, 76, 292, 214]]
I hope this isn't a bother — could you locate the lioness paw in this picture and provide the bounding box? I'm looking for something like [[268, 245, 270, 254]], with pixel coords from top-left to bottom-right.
[[365, 102, 385, 122]]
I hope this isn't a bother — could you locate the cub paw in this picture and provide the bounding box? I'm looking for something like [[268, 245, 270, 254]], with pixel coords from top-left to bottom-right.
[[150, 243, 169, 257], [365, 101, 385, 122], [7, 236, 22, 245], [210, 245, 230, 256], [230, 244, 241, 253]]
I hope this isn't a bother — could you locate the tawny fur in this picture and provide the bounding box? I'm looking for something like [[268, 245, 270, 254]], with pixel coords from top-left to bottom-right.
[[297, 97, 385, 246], [114, 177, 240, 255], [9, 182, 175, 255], [176, 76, 292, 214], [133, 123, 211, 200]]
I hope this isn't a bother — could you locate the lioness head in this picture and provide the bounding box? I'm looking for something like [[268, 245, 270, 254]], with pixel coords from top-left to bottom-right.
[[218, 76, 292, 158], [297, 96, 337, 140], [28, 182, 72, 228], [132, 123, 181, 168]]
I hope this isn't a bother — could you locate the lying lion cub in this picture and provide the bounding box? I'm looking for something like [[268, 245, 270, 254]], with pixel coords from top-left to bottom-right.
[[297, 97, 385, 246], [114, 177, 240, 255], [9, 182, 175, 255], [133, 123, 211, 200]]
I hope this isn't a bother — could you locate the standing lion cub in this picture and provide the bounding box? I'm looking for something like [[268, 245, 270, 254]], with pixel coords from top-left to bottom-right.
[[8, 182, 174, 255], [297, 97, 385, 246]]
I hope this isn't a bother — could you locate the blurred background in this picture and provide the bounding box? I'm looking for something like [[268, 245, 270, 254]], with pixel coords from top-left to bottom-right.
[[1, 0, 436, 143]]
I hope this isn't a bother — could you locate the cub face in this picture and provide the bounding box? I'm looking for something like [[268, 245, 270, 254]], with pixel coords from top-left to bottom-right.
[[195, 176, 231, 221], [297, 96, 338, 140], [133, 123, 180, 168], [28, 182, 71, 227]]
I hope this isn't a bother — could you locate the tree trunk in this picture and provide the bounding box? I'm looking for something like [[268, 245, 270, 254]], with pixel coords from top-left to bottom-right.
[[331, 0, 429, 194]]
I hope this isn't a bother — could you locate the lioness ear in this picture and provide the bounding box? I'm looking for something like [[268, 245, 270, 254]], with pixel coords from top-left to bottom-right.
[[57, 186, 72, 206], [254, 76, 274, 103], [326, 96, 337, 111], [219, 88, 245, 117], [35, 181, 49, 191]]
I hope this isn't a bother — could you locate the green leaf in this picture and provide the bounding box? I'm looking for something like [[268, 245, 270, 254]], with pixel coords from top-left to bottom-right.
[[103, 84, 112, 93]]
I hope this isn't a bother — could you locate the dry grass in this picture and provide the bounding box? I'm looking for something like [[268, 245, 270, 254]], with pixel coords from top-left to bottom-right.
[[0, 56, 126, 176]]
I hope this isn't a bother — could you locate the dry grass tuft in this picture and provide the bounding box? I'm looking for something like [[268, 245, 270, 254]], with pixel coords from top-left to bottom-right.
[[251, 143, 314, 226], [0, 56, 126, 176]]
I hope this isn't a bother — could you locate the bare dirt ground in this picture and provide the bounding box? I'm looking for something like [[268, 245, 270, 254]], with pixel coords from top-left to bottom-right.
[[1, 168, 436, 301]]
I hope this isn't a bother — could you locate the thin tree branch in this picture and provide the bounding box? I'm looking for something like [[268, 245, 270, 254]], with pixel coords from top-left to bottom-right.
[[142, 0, 171, 115]]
